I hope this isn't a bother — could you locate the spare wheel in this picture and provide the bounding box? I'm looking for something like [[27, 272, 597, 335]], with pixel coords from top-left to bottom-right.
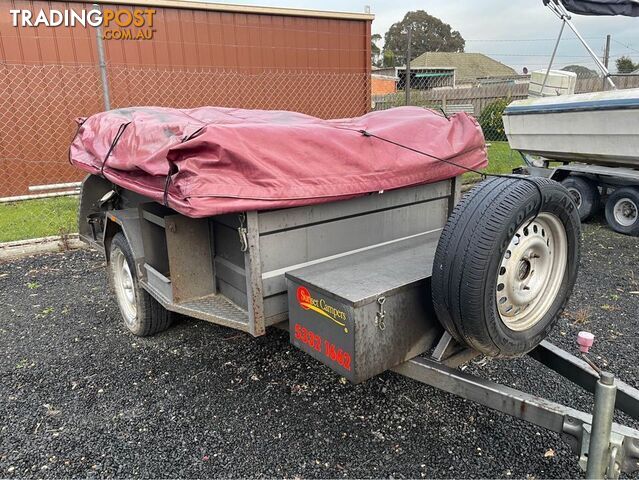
[[431, 177, 581, 358]]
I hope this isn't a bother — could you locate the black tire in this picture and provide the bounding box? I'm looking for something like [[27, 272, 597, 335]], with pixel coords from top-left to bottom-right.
[[605, 187, 639, 237], [431, 177, 581, 358], [561, 176, 601, 222], [109, 233, 173, 336]]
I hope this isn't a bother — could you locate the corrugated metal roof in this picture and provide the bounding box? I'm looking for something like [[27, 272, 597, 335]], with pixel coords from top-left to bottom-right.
[[93, 0, 375, 20], [410, 52, 517, 80]]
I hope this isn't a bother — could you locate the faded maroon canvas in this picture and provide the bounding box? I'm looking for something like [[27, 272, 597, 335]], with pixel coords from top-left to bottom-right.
[[70, 106, 488, 217]]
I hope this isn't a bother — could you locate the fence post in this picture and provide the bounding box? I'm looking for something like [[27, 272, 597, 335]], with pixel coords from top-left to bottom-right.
[[405, 27, 411, 106], [93, 4, 111, 111]]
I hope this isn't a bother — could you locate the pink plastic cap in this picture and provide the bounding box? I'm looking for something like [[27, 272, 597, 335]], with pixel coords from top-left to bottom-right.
[[577, 331, 595, 353]]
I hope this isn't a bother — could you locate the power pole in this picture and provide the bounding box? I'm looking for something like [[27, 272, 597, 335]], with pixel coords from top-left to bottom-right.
[[405, 27, 412, 106], [603, 34, 611, 90]]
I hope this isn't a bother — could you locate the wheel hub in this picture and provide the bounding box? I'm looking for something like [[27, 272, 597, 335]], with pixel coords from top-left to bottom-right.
[[496, 213, 568, 332], [567, 187, 582, 208], [613, 198, 638, 227], [517, 258, 532, 281]]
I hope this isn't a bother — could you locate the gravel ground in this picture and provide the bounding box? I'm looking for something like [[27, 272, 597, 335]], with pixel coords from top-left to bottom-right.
[[1, 219, 638, 479]]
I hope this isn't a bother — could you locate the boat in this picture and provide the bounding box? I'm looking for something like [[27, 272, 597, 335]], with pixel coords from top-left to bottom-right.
[[503, 88, 639, 168], [501, 0, 639, 235], [502, 0, 639, 169]]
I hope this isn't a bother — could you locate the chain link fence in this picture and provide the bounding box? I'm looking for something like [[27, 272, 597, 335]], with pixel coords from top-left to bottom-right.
[[1, 60, 638, 244], [0, 62, 368, 244]]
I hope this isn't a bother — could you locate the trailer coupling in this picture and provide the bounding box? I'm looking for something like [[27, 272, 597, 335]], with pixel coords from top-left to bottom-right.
[[393, 335, 639, 479]]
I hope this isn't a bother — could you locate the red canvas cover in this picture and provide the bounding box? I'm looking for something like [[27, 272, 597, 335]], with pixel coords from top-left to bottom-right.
[[70, 106, 487, 217]]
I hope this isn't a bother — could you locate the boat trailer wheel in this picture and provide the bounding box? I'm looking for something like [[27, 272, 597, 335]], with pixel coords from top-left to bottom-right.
[[560, 176, 601, 222], [605, 187, 639, 237], [432, 177, 581, 358]]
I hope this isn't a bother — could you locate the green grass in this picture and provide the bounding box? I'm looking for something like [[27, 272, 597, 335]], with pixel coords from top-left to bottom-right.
[[0, 196, 79, 243], [462, 141, 524, 184]]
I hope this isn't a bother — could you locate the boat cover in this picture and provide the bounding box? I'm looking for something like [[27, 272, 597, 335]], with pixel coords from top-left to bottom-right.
[[70, 106, 487, 218], [550, 0, 639, 16]]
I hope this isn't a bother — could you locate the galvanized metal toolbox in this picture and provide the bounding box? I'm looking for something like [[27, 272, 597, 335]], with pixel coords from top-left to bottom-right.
[[286, 232, 444, 384]]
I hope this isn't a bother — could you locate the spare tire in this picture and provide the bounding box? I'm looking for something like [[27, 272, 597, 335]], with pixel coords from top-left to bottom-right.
[[432, 177, 581, 358]]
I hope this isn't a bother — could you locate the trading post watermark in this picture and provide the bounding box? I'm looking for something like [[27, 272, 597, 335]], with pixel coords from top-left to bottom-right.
[[8, 7, 156, 40]]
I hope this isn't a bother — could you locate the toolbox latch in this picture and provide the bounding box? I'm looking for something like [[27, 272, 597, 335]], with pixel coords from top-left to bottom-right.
[[375, 296, 387, 331]]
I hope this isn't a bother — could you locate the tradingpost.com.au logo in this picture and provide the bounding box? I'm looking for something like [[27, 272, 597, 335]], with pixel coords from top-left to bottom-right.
[[9, 7, 156, 40]]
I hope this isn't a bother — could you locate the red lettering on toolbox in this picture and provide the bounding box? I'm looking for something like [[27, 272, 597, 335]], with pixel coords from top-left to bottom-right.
[[294, 323, 351, 371]]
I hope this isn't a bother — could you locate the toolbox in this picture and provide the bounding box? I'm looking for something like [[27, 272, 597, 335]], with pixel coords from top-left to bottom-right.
[[286, 231, 443, 383]]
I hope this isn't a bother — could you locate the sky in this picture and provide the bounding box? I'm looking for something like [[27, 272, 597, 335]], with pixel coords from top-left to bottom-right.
[[206, 0, 639, 73]]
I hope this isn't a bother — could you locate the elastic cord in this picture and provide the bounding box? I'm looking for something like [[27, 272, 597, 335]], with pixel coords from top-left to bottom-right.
[[163, 166, 173, 208], [67, 119, 86, 166], [356, 128, 545, 228], [100, 122, 131, 177]]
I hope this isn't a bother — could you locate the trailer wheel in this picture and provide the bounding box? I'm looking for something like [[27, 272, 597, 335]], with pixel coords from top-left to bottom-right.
[[109, 233, 173, 336], [605, 187, 639, 236], [432, 177, 580, 358], [561, 176, 600, 222]]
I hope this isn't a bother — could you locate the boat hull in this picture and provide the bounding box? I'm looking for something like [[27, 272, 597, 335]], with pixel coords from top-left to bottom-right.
[[503, 89, 639, 169]]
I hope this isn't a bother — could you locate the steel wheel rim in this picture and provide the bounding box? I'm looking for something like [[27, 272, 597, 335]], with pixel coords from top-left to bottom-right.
[[567, 187, 582, 209], [112, 248, 137, 326], [496, 213, 568, 331], [613, 198, 638, 227]]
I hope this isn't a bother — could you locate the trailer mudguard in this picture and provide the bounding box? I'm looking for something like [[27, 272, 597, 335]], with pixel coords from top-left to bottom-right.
[[102, 209, 146, 278]]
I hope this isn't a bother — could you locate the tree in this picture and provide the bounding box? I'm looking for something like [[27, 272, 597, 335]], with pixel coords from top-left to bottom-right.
[[383, 50, 396, 68], [383, 10, 465, 65], [371, 33, 382, 66], [561, 65, 599, 79], [616, 56, 638, 74], [478, 98, 510, 142]]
